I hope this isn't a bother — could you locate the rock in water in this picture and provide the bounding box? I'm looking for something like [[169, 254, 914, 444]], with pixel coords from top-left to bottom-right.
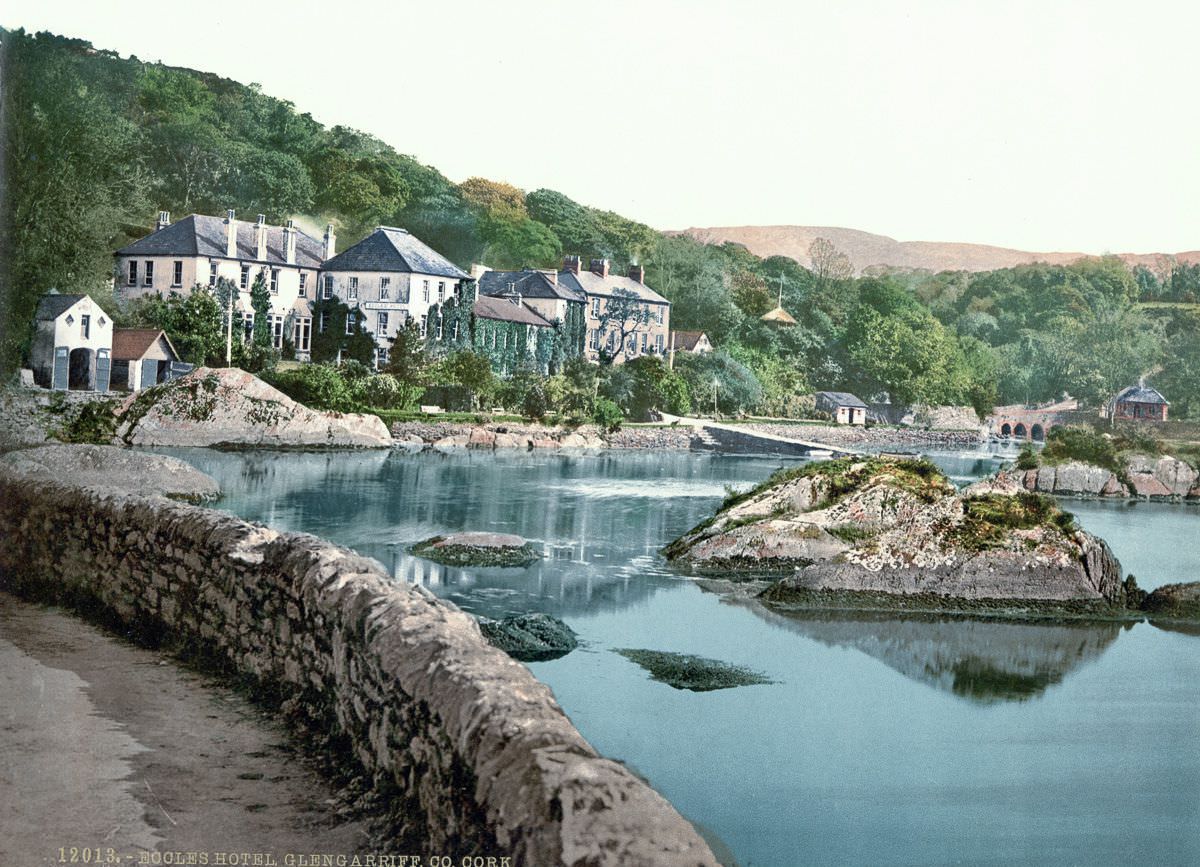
[[0, 444, 219, 501], [478, 613, 578, 661], [666, 457, 1127, 612], [614, 648, 774, 692], [113, 367, 391, 448], [410, 532, 541, 567], [1141, 583, 1200, 621]]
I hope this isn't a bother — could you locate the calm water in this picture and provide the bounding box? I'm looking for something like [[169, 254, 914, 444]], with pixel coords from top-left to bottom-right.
[[162, 447, 1200, 867]]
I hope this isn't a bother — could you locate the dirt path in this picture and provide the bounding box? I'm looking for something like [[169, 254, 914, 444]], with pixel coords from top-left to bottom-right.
[[0, 591, 374, 866]]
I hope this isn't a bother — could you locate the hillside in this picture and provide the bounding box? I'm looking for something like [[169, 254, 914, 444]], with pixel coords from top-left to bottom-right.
[[678, 225, 1200, 275]]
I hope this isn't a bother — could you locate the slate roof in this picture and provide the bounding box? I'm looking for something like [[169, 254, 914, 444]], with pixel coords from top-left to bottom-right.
[[1113, 384, 1169, 405], [671, 330, 708, 351], [321, 227, 468, 279], [35, 294, 88, 320], [815, 391, 868, 409], [472, 295, 554, 327], [116, 214, 324, 268], [559, 269, 670, 305], [477, 269, 585, 302], [112, 328, 179, 361]]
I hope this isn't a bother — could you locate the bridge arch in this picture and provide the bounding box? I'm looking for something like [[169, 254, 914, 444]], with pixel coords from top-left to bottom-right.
[[1031, 423, 1045, 442], [1000, 422, 1012, 437], [1013, 422, 1028, 440]]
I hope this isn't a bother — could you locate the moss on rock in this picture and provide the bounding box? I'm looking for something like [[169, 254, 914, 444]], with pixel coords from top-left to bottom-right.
[[614, 648, 775, 692], [410, 532, 541, 568]]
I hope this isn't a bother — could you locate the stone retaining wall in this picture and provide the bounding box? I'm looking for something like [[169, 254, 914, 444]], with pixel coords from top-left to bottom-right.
[[0, 474, 717, 866]]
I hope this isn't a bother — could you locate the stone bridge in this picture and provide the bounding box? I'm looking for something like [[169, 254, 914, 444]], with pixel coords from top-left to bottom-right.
[[987, 403, 1094, 441]]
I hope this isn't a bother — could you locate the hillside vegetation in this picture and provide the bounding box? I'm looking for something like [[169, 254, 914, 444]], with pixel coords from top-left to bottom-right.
[[2, 28, 1198, 421]]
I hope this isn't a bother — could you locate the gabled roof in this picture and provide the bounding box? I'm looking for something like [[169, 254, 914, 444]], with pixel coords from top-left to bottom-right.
[[321, 227, 468, 279], [116, 214, 324, 268], [477, 269, 585, 303], [472, 295, 553, 327], [35, 293, 88, 321], [111, 328, 179, 361], [671, 330, 708, 350], [559, 269, 670, 305], [815, 391, 868, 408], [1113, 384, 1169, 405]]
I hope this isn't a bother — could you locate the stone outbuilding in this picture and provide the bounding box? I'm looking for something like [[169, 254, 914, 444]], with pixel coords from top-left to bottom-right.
[[110, 328, 185, 391], [815, 391, 868, 425], [1109, 383, 1169, 422], [29, 293, 114, 391]]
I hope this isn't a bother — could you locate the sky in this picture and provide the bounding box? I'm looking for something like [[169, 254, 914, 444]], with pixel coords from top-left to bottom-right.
[[4, 0, 1198, 253]]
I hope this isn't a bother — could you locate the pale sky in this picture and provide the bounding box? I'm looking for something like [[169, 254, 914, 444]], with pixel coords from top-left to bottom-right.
[[5, 0, 1198, 253]]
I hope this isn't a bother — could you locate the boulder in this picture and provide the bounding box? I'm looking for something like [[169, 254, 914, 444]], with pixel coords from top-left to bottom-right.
[[666, 457, 1126, 611], [477, 613, 578, 661], [559, 433, 588, 448], [1141, 583, 1200, 621], [410, 532, 542, 567], [1052, 461, 1119, 496], [113, 368, 391, 449], [467, 429, 496, 449], [530, 437, 560, 450], [432, 434, 469, 450], [0, 444, 219, 501], [1127, 473, 1172, 498], [493, 433, 523, 449], [1154, 456, 1198, 496]]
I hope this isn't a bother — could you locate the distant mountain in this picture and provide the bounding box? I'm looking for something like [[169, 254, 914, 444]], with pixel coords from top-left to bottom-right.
[[676, 225, 1200, 274]]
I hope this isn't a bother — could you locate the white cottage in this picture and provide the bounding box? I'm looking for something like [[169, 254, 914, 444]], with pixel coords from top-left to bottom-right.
[[30, 293, 114, 391]]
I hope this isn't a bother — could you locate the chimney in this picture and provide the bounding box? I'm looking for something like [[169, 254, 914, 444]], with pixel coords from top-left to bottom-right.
[[225, 209, 237, 258], [469, 263, 490, 280], [589, 258, 610, 279], [255, 214, 267, 261], [562, 254, 581, 275], [156, 210, 171, 231], [283, 219, 297, 265], [323, 223, 337, 260], [628, 264, 645, 284]]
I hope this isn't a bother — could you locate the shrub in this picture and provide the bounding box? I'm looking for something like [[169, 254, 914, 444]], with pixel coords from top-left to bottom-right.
[[592, 397, 624, 433], [266, 363, 355, 412], [1041, 425, 1120, 472]]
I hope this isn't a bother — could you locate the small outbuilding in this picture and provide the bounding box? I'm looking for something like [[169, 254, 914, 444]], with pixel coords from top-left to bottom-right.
[[111, 328, 184, 391], [815, 391, 868, 425], [1109, 383, 1169, 422], [30, 292, 114, 391], [670, 330, 713, 354]]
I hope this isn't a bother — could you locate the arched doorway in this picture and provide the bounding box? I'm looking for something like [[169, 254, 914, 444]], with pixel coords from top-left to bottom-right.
[[1031, 423, 1045, 442], [68, 348, 94, 390], [1000, 423, 1012, 437], [1014, 423, 1028, 440]]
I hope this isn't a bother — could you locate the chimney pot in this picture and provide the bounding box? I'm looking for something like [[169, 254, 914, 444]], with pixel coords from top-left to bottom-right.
[[589, 258, 610, 279], [628, 264, 645, 284], [323, 223, 337, 260], [225, 209, 237, 258], [563, 255, 582, 275], [283, 221, 297, 265], [156, 211, 171, 231]]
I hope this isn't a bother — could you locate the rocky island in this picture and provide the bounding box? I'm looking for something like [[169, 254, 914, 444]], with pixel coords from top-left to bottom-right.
[[665, 456, 1137, 617]]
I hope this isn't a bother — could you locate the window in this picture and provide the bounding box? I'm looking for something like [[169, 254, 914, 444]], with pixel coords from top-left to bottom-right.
[[269, 269, 279, 294], [242, 312, 254, 338], [590, 297, 601, 317], [436, 316, 443, 340], [143, 261, 154, 287], [380, 277, 390, 300], [127, 261, 138, 286], [451, 321, 459, 340], [641, 332, 648, 352], [422, 280, 430, 303], [171, 261, 183, 287], [502, 331, 508, 349], [209, 261, 218, 287], [438, 281, 446, 302], [240, 265, 250, 289], [346, 312, 357, 335], [318, 311, 329, 334], [80, 315, 91, 339], [348, 277, 359, 300], [378, 312, 389, 333], [293, 317, 311, 353], [376, 347, 389, 368], [322, 275, 333, 299], [298, 273, 307, 297], [655, 333, 664, 353], [419, 314, 428, 337], [589, 329, 599, 350], [628, 335, 637, 355], [271, 314, 284, 349], [606, 331, 615, 352], [654, 306, 664, 324]]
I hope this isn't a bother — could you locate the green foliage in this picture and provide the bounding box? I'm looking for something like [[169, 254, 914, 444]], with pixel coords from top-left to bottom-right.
[[676, 351, 763, 416], [592, 397, 624, 432], [955, 493, 1076, 551], [125, 286, 227, 366], [430, 351, 496, 410], [265, 363, 356, 411], [249, 272, 272, 348], [618, 355, 691, 420], [1041, 425, 1121, 471]]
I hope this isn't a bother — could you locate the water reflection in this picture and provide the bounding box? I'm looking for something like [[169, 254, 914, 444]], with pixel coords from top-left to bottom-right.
[[751, 604, 1122, 703]]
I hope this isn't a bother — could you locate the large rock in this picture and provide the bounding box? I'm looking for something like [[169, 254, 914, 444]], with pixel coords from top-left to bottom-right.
[[0, 444, 219, 501], [1017, 462, 1127, 497], [666, 457, 1126, 610], [113, 368, 391, 449], [411, 532, 542, 567], [477, 613, 578, 661], [1141, 583, 1200, 621]]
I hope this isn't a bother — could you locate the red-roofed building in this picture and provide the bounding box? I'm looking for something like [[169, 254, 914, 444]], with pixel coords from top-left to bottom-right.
[[110, 328, 183, 391]]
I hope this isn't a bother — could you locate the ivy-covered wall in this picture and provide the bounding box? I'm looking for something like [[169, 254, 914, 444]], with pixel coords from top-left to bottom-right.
[[309, 298, 376, 364]]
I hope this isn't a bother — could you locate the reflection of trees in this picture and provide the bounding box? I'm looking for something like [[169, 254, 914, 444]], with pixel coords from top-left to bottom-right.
[[749, 605, 1121, 704]]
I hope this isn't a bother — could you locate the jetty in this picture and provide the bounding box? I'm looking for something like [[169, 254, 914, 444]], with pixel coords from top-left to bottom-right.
[[659, 414, 859, 457]]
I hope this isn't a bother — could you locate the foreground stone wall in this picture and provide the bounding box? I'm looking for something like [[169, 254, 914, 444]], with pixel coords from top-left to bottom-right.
[[0, 474, 717, 866]]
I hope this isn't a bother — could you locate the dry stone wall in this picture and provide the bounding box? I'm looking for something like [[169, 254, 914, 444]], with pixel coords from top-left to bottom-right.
[[0, 473, 717, 866]]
